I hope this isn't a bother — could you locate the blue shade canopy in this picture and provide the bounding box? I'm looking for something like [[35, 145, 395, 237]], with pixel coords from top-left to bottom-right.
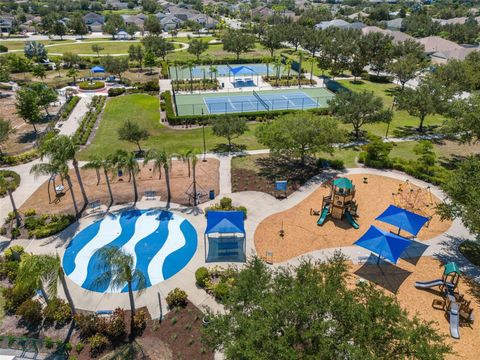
[[91, 66, 105, 73], [376, 205, 429, 236], [230, 66, 256, 75], [205, 211, 245, 235], [354, 225, 412, 264]]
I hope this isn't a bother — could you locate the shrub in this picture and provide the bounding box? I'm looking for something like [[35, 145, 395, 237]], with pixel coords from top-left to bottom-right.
[[133, 310, 147, 333], [166, 288, 188, 309], [205, 197, 248, 219], [75, 342, 84, 354], [78, 81, 105, 91], [60, 96, 80, 120], [0, 149, 39, 166], [43, 298, 72, 326], [16, 299, 43, 326], [363, 136, 393, 169], [0, 261, 19, 282], [195, 267, 209, 288], [108, 87, 125, 97], [0, 45, 8, 53], [74, 313, 98, 339], [45, 337, 54, 349], [3, 286, 34, 314], [88, 334, 109, 357], [27, 214, 74, 238], [212, 282, 229, 301], [106, 308, 126, 341], [10, 227, 20, 239], [0, 170, 21, 197], [24, 209, 36, 217], [316, 158, 345, 170], [220, 197, 232, 209], [4, 245, 24, 261], [142, 80, 160, 92]]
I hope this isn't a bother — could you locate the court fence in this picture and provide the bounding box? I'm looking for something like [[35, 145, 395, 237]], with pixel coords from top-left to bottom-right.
[[175, 95, 333, 116]]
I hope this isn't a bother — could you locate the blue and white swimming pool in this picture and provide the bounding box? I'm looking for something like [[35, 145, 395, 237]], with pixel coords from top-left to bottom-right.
[[63, 209, 197, 293]]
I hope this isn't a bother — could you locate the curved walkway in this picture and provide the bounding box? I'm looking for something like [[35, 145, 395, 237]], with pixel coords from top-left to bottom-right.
[[1, 155, 478, 317]]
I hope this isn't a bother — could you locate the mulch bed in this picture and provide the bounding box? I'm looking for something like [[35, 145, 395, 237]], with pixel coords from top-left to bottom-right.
[[231, 168, 299, 198]]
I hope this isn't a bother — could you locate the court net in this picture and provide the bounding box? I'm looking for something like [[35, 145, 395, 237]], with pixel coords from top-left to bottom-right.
[[252, 90, 270, 111]]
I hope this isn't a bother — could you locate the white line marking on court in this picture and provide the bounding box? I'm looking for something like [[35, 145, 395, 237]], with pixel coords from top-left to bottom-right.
[[228, 98, 237, 110]]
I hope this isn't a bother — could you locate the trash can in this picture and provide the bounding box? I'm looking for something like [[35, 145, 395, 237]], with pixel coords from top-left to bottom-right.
[[209, 190, 215, 200], [221, 82, 224, 88]]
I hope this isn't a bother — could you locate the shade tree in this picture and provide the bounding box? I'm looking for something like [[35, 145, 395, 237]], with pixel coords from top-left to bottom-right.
[[117, 120, 150, 153], [221, 29, 255, 60], [188, 39, 209, 61], [212, 116, 248, 150], [328, 90, 393, 139]]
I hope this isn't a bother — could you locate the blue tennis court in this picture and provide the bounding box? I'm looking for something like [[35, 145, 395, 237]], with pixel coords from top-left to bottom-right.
[[204, 91, 321, 114]]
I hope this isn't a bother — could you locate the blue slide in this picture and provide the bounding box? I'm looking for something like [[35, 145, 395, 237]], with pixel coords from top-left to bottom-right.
[[317, 205, 329, 226], [449, 302, 460, 339], [344, 210, 359, 229]]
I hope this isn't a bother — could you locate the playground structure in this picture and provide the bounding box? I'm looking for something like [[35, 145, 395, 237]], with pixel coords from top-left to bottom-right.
[[315, 177, 359, 229], [392, 180, 435, 226], [415, 262, 474, 339]]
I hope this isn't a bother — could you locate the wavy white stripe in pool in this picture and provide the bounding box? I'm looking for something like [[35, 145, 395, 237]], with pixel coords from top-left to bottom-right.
[[148, 213, 186, 284], [67, 214, 122, 287], [63, 210, 197, 293]]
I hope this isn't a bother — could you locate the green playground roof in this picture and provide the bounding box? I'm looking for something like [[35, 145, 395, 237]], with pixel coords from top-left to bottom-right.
[[444, 262, 461, 275], [333, 177, 353, 190]]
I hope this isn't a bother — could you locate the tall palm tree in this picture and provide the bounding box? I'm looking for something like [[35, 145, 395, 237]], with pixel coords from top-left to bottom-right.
[[145, 149, 173, 205], [94, 246, 146, 335], [83, 154, 115, 207], [285, 58, 293, 86], [190, 148, 201, 207], [113, 150, 139, 204], [0, 176, 20, 227], [143, 149, 164, 180], [273, 57, 282, 87], [30, 161, 58, 204], [182, 60, 195, 93], [179, 149, 193, 178], [40, 135, 89, 210], [31, 160, 79, 217], [17, 254, 76, 315]]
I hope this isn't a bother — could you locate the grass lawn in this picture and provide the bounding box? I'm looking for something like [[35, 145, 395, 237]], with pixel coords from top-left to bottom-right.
[[166, 42, 287, 62], [0, 39, 76, 51], [79, 94, 263, 159], [47, 41, 143, 55], [337, 80, 446, 138]]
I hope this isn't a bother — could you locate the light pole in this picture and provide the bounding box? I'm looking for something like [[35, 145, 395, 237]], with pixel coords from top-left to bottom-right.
[[202, 110, 207, 162]]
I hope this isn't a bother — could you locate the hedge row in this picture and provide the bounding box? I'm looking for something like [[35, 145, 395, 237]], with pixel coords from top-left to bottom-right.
[[60, 96, 80, 120], [73, 96, 106, 145], [78, 81, 105, 91], [0, 149, 38, 167], [161, 91, 330, 126]]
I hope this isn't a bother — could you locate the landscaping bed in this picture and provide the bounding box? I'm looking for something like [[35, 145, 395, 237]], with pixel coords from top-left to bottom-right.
[[0, 170, 20, 197], [78, 81, 105, 91], [173, 79, 219, 91], [73, 95, 106, 145], [262, 75, 315, 87], [1, 209, 74, 239]]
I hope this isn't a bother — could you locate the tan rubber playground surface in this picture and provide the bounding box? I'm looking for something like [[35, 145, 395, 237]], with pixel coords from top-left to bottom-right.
[[254, 174, 452, 263]]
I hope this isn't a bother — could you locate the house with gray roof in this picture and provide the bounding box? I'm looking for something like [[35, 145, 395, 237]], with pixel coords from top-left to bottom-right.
[[0, 16, 13, 33], [315, 19, 365, 30], [385, 18, 404, 31], [431, 47, 478, 64]]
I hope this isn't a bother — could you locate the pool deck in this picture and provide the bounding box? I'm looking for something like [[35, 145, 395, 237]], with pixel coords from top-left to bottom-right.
[[1, 153, 478, 320]]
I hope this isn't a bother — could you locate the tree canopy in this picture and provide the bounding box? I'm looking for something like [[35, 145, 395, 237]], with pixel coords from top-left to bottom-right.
[[329, 90, 392, 139], [222, 29, 255, 60], [202, 253, 451, 359], [255, 113, 344, 163], [212, 116, 248, 149]]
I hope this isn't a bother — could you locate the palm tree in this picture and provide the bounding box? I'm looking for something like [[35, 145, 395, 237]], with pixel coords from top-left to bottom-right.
[[94, 246, 146, 335], [143, 149, 163, 180], [40, 135, 89, 210], [31, 160, 79, 217], [17, 254, 76, 315], [273, 57, 283, 87], [30, 161, 58, 205], [182, 60, 195, 93], [285, 58, 293, 86], [190, 148, 201, 206], [297, 52, 303, 88], [83, 154, 115, 207], [113, 150, 139, 204], [179, 149, 193, 177], [144, 149, 173, 205], [0, 176, 20, 227]]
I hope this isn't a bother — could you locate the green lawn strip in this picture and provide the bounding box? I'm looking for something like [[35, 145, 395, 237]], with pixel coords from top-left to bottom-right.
[[79, 94, 262, 159], [0, 39, 76, 50], [337, 80, 446, 138], [47, 41, 142, 55]]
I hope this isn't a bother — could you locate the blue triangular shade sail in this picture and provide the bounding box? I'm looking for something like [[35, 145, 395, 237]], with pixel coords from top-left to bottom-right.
[[375, 205, 429, 236], [91, 66, 105, 73], [230, 66, 256, 76], [205, 211, 245, 235], [354, 225, 412, 264]]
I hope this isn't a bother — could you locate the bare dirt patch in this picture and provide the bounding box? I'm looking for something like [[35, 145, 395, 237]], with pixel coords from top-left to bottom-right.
[[20, 159, 219, 215], [254, 174, 452, 263]]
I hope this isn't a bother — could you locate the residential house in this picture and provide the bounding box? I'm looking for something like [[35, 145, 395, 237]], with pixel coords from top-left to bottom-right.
[[431, 47, 478, 64], [0, 16, 13, 33], [122, 14, 146, 31], [252, 6, 274, 20], [83, 13, 105, 33], [385, 18, 404, 31], [315, 19, 365, 30], [106, 0, 129, 10], [116, 30, 129, 40], [165, 5, 217, 29], [348, 11, 369, 20], [416, 36, 463, 54], [156, 12, 184, 31], [361, 26, 413, 43]]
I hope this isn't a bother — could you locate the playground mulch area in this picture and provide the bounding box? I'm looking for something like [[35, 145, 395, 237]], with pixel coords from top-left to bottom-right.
[[348, 256, 479, 360], [254, 174, 452, 263], [20, 159, 219, 215]]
